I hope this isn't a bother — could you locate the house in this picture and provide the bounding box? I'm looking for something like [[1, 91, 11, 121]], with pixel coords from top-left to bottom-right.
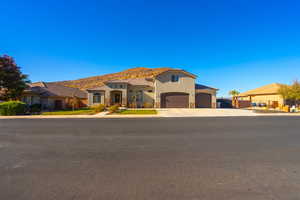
[[81, 68, 217, 108], [22, 82, 87, 110], [235, 83, 284, 108]]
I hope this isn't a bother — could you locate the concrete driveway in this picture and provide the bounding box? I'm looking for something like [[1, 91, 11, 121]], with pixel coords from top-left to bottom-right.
[[157, 108, 258, 117]]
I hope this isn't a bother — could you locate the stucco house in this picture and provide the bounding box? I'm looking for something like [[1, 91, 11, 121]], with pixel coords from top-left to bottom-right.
[[22, 82, 87, 110], [235, 83, 284, 108], [86, 68, 217, 108]]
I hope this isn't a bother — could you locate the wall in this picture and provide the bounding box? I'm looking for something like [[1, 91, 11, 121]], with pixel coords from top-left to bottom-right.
[[21, 94, 41, 105], [240, 94, 284, 107], [154, 71, 195, 108], [87, 83, 127, 106], [46, 97, 66, 110], [127, 85, 154, 108], [88, 91, 105, 106]]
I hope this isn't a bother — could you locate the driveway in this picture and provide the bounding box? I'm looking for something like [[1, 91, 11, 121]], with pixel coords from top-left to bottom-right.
[[157, 108, 258, 117], [1, 117, 300, 200]]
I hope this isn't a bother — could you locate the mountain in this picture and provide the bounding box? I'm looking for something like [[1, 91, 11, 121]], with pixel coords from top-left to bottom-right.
[[54, 67, 171, 90]]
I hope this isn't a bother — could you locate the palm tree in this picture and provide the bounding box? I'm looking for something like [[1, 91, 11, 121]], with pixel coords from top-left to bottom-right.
[[229, 90, 240, 97]]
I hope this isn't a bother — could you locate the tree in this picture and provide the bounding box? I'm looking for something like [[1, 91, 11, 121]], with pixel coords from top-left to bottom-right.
[[229, 90, 240, 97], [278, 80, 300, 105], [278, 84, 291, 100], [290, 80, 300, 101], [0, 55, 30, 100]]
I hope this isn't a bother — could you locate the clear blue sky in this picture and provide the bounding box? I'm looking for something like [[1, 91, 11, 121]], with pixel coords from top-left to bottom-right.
[[1, 0, 300, 97]]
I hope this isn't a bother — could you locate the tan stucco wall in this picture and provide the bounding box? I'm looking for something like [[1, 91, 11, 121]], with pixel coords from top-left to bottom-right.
[[46, 97, 66, 110], [154, 71, 195, 108], [21, 94, 41, 105], [240, 94, 284, 106], [88, 83, 127, 106], [127, 85, 154, 107], [88, 91, 105, 106]]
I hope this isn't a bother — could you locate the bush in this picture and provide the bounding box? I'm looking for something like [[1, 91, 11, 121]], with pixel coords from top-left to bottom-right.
[[143, 102, 154, 108], [29, 104, 42, 113], [108, 104, 119, 113], [0, 101, 26, 116], [90, 104, 105, 113]]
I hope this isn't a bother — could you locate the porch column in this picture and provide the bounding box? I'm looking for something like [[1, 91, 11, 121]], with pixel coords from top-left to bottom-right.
[[154, 92, 161, 108], [122, 90, 127, 107], [105, 91, 111, 106]]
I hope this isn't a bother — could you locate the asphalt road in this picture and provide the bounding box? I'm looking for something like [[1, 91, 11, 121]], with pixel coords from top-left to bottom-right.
[[1, 117, 300, 200]]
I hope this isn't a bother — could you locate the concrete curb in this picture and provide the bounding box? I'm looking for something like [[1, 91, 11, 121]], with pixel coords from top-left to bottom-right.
[[0, 109, 299, 119]]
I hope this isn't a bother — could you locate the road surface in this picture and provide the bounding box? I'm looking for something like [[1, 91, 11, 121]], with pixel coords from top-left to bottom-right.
[[1, 117, 300, 200]]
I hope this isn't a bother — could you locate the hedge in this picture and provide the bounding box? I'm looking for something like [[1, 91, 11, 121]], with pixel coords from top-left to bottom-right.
[[0, 101, 26, 116]]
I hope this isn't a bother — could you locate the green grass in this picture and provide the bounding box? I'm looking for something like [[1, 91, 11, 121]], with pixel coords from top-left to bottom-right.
[[117, 109, 157, 115], [42, 108, 96, 115]]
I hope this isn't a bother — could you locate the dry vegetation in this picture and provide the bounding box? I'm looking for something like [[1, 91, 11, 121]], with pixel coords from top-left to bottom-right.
[[55, 67, 170, 90]]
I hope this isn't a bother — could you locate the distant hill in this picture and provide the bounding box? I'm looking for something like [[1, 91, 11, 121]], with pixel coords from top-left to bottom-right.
[[54, 67, 171, 90]]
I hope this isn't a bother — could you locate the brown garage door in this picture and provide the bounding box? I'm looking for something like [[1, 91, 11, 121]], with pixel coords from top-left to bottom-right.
[[161, 93, 189, 108], [196, 93, 212, 108]]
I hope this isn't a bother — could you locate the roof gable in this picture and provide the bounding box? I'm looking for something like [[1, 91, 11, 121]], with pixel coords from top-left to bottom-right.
[[154, 69, 197, 79]]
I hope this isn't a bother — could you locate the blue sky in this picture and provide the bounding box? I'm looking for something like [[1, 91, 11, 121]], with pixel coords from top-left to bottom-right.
[[1, 0, 300, 97]]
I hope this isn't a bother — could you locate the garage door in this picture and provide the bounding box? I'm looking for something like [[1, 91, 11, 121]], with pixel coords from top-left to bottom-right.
[[161, 93, 189, 108], [196, 93, 212, 108]]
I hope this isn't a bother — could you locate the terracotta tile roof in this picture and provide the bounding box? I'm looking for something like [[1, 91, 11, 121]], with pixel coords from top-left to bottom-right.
[[238, 83, 282, 96]]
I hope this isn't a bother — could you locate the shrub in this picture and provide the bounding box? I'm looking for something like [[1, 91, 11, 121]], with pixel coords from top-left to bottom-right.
[[128, 103, 137, 108], [91, 104, 105, 113], [0, 101, 26, 116], [108, 104, 119, 113], [143, 102, 154, 108], [29, 104, 42, 113]]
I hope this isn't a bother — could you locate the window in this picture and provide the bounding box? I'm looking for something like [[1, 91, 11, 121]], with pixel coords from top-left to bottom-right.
[[120, 84, 123, 89], [31, 96, 34, 104], [93, 93, 101, 104], [22, 96, 28, 104], [171, 75, 179, 82], [148, 90, 153, 93]]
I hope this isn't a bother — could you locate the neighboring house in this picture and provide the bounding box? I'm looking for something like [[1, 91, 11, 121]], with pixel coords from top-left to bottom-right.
[[235, 83, 283, 108], [86, 68, 217, 108], [22, 82, 87, 110]]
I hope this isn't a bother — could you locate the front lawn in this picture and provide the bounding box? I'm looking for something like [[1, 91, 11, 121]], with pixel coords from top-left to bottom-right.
[[42, 108, 96, 115], [117, 109, 157, 115]]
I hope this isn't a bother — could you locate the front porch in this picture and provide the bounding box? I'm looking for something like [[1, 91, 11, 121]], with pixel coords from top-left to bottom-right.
[[110, 90, 127, 106]]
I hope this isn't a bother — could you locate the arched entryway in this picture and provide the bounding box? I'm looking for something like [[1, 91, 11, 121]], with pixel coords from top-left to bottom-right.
[[110, 91, 122, 105], [161, 92, 189, 108]]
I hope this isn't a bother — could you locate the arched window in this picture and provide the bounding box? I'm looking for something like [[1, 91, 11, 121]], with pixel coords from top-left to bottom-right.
[[93, 93, 101, 104]]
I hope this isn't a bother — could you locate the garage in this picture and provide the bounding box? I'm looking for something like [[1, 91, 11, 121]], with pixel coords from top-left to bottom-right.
[[196, 93, 212, 108], [161, 92, 189, 108]]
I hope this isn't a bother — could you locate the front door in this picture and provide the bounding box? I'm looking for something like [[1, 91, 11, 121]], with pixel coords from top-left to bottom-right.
[[114, 93, 121, 105]]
